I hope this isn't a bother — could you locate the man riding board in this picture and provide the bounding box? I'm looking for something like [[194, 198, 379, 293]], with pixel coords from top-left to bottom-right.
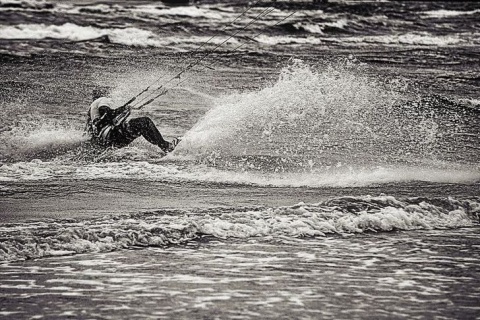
[[85, 88, 179, 153]]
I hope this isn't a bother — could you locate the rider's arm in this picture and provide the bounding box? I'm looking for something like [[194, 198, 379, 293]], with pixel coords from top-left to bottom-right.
[[91, 103, 130, 133], [92, 106, 115, 131], [111, 105, 130, 117]]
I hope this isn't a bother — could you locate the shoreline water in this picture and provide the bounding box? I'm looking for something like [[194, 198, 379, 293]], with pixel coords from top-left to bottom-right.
[[1, 227, 479, 319], [2, 179, 479, 223]]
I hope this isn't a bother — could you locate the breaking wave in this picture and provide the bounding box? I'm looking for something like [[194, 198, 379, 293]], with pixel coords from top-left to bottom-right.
[[338, 33, 474, 46], [421, 9, 480, 19], [130, 5, 233, 20], [0, 0, 52, 10], [1, 195, 478, 262], [255, 32, 478, 47], [0, 23, 240, 48]]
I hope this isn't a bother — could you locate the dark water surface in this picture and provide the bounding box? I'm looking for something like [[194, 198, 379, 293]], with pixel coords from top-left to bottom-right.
[[1, 0, 479, 319]]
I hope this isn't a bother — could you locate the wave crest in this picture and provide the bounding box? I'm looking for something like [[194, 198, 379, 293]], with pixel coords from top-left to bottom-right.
[[1, 196, 478, 262]]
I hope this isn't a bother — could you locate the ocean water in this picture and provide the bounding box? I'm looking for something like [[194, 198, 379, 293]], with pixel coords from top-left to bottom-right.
[[0, 0, 479, 319]]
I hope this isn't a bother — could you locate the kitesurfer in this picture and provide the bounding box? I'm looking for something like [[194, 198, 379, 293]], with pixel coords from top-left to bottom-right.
[[85, 88, 178, 152]]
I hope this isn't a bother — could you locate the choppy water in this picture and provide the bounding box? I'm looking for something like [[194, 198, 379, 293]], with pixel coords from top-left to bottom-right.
[[2, 228, 480, 319], [0, 0, 479, 319]]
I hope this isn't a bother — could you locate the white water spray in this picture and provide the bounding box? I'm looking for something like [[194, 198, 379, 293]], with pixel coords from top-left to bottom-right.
[[177, 60, 443, 172]]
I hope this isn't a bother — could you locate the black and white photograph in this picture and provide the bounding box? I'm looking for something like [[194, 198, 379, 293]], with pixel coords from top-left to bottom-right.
[[0, 0, 479, 318]]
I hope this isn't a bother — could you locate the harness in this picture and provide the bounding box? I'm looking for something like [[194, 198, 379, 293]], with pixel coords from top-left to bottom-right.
[[96, 109, 132, 145]]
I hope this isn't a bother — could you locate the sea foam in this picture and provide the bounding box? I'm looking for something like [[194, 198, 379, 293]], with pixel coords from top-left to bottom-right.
[[131, 5, 231, 20], [339, 33, 467, 46], [421, 9, 480, 18]]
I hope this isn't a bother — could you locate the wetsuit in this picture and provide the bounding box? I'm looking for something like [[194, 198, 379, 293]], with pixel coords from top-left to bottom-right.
[[87, 97, 171, 150]]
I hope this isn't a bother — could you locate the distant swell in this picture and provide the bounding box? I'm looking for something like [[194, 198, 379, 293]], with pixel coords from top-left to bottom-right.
[[0, 23, 240, 48], [1, 196, 478, 262]]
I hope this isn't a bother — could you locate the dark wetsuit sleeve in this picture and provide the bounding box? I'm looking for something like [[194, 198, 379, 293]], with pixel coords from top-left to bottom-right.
[[92, 106, 115, 132], [94, 105, 129, 125]]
